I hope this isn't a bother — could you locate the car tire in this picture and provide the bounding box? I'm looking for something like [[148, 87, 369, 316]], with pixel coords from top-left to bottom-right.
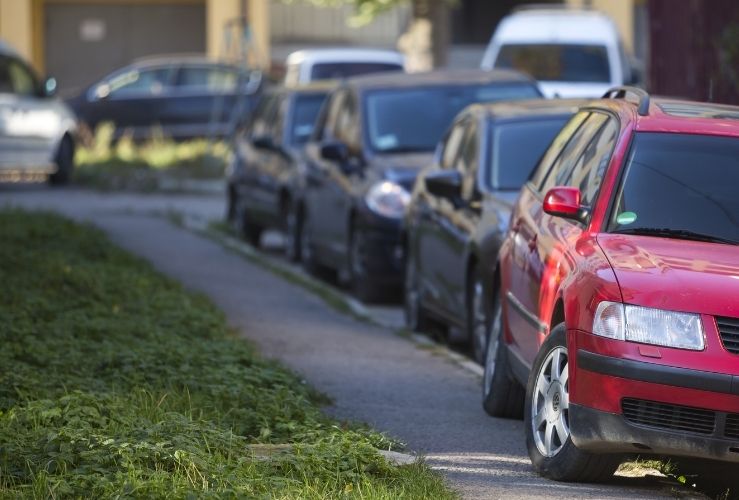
[[467, 268, 489, 365], [48, 136, 74, 186], [349, 227, 383, 303], [300, 209, 319, 275], [238, 205, 263, 247], [524, 323, 622, 482], [404, 249, 428, 332], [226, 185, 237, 224], [284, 201, 302, 262], [482, 296, 524, 419]]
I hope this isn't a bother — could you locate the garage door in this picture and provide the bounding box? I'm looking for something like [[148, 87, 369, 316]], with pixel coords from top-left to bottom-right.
[[44, 2, 206, 94]]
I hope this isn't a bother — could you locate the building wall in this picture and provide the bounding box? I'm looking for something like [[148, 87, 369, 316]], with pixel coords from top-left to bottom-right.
[[566, 0, 637, 53], [648, 0, 739, 104], [0, 0, 33, 61], [0, 0, 270, 75]]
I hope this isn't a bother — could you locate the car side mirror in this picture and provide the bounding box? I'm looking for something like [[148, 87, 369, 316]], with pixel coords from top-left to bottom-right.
[[42, 77, 57, 97], [543, 186, 588, 223], [425, 170, 462, 200], [320, 141, 348, 162], [252, 135, 275, 150]]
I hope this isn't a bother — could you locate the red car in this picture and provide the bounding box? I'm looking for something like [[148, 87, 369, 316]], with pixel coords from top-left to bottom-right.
[[484, 87, 739, 481]]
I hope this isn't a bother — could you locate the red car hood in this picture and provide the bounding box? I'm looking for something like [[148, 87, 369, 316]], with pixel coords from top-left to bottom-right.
[[597, 234, 739, 318]]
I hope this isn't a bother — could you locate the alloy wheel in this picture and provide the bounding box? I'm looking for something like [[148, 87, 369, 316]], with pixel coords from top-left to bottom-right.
[[483, 302, 502, 396], [531, 346, 570, 458]]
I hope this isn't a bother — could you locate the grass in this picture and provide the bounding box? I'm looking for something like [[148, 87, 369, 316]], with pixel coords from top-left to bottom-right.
[[0, 210, 456, 499], [73, 123, 231, 191]]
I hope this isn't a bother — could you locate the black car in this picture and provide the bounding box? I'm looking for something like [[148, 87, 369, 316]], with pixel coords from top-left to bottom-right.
[[227, 82, 332, 259], [297, 70, 542, 302], [67, 56, 263, 140], [404, 99, 583, 363]]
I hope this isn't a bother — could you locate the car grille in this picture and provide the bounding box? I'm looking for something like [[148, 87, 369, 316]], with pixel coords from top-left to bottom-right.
[[622, 398, 716, 435], [717, 316, 739, 355], [726, 414, 739, 440]]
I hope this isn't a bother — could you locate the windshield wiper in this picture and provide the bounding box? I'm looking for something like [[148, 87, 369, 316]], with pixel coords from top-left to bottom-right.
[[611, 227, 738, 245]]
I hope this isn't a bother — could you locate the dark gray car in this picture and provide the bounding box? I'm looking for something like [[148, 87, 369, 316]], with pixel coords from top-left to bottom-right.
[[0, 40, 77, 185], [67, 56, 262, 141]]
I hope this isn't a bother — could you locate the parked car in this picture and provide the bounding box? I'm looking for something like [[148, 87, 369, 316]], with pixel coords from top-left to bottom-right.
[[404, 99, 583, 363], [0, 40, 77, 185], [227, 82, 333, 260], [483, 87, 739, 481], [297, 70, 542, 302], [67, 56, 263, 141], [283, 48, 405, 86], [480, 6, 636, 98]]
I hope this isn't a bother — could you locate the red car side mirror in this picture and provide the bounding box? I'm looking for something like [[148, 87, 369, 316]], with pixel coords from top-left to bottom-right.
[[543, 187, 588, 223]]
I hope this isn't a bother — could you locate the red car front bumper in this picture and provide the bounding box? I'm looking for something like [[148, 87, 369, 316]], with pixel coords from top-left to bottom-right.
[[567, 330, 739, 463]]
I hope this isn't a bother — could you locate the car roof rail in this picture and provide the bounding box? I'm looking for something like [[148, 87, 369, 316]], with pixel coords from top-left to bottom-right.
[[602, 86, 650, 116]]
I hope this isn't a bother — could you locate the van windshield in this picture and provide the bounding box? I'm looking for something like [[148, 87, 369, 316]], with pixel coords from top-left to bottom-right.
[[495, 44, 611, 83]]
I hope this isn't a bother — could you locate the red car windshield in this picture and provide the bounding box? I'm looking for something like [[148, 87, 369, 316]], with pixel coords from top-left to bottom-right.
[[608, 132, 739, 245]]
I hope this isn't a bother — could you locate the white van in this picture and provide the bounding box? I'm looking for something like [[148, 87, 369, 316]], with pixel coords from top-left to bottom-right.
[[480, 7, 634, 98], [284, 48, 405, 86]]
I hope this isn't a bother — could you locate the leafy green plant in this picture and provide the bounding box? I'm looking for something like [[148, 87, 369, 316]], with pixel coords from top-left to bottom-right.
[[73, 123, 232, 190], [0, 210, 455, 499]]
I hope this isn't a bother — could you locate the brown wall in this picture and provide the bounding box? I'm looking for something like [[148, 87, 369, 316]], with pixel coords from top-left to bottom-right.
[[648, 0, 739, 104]]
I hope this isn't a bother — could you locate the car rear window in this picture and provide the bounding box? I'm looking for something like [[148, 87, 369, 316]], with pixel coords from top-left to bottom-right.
[[495, 44, 611, 83], [291, 93, 328, 145], [310, 62, 402, 81], [608, 133, 739, 245], [365, 83, 541, 154], [488, 117, 570, 190]]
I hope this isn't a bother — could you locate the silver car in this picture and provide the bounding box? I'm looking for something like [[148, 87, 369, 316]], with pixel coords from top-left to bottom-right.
[[0, 40, 77, 185]]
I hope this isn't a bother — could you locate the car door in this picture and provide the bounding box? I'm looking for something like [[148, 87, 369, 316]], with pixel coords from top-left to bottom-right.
[[515, 112, 619, 366], [433, 118, 483, 321], [237, 94, 278, 220], [84, 65, 175, 136], [168, 64, 244, 138], [415, 118, 469, 312], [304, 89, 356, 262], [0, 54, 55, 169], [504, 110, 591, 363]]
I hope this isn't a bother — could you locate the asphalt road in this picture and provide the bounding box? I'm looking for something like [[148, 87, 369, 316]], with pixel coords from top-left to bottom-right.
[[2, 185, 698, 499]]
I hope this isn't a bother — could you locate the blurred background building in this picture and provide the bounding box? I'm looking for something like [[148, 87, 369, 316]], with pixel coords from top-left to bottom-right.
[[0, 0, 736, 103]]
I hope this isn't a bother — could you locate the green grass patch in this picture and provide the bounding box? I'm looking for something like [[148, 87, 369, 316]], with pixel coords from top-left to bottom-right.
[[0, 210, 455, 499], [73, 123, 231, 190]]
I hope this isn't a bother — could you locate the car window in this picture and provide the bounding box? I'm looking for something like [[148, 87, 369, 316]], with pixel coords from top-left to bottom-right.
[[271, 97, 288, 146], [565, 118, 619, 207], [0, 55, 38, 96], [458, 120, 480, 200], [495, 44, 611, 83], [290, 93, 328, 146], [105, 67, 173, 98], [489, 117, 570, 191], [608, 133, 739, 244], [309, 62, 402, 81], [332, 92, 360, 150], [321, 89, 348, 142], [177, 66, 239, 93], [364, 83, 540, 154], [440, 120, 469, 169], [249, 95, 278, 138], [529, 111, 589, 189], [540, 112, 608, 193]]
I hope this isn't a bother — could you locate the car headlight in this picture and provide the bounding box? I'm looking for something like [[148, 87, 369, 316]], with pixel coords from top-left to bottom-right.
[[593, 301, 704, 350], [365, 181, 410, 219]]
